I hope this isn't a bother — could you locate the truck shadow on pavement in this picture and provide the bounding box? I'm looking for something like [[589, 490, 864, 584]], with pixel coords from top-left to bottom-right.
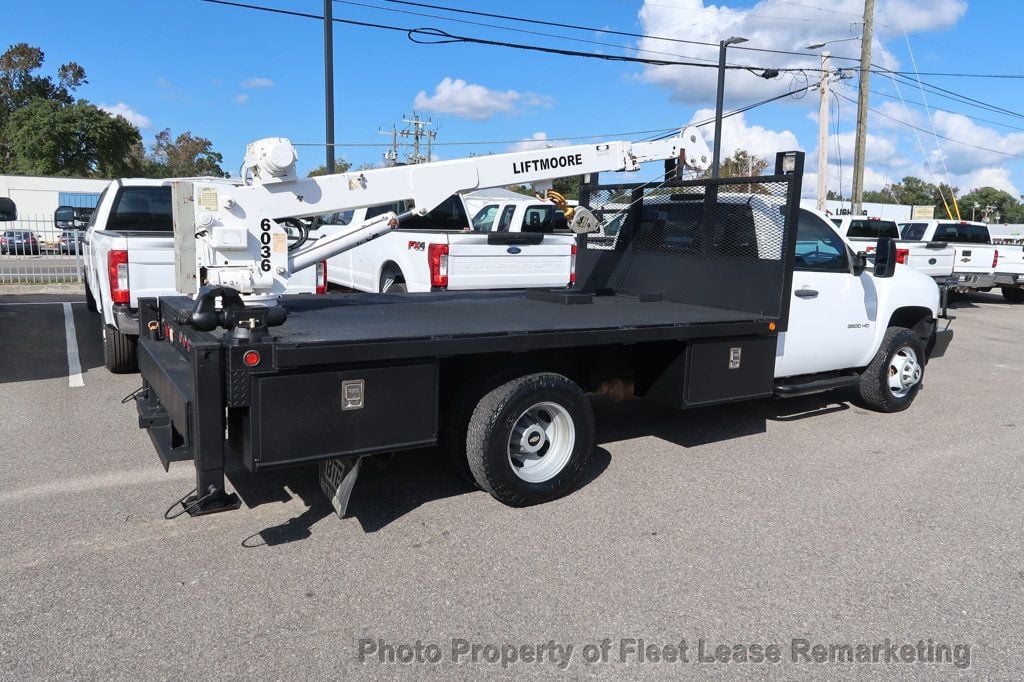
[[591, 391, 851, 449], [236, 445, 612, 543], [236, 393, 849, 544]]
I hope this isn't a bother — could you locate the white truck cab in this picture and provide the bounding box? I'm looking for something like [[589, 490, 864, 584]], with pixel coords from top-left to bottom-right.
[[777, 208, 943, 382]]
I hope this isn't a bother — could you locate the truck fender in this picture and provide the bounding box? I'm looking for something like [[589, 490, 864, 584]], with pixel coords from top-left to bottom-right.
[[377, 260, 405, 292]]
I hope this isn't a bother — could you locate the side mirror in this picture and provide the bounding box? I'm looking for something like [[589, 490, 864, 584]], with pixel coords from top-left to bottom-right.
[[873, 237, 897, 278], [853, 251, 868, 275]]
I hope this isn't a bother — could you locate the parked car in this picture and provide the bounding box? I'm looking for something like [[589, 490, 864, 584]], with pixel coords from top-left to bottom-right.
[[898, 219, 1000, 294], [58, 229, 85, 254], [831, 215, 956, 285], [0, 230, 39, 255]]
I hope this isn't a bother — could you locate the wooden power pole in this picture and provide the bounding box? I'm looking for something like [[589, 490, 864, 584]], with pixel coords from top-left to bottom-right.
[[816, 51, 831, 212], [851, 0, 875, 214]]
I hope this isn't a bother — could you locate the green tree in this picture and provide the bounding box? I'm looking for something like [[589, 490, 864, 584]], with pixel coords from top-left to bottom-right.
[[3, 98, 139, 176], [959, 186, 1024, 223], [0, 43, 87, 167], [307, 159, 352, 177], [138, 128, 227, 177]]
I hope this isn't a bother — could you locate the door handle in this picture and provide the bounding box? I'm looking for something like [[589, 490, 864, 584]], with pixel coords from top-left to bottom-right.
[[794, 288, 819, 299]]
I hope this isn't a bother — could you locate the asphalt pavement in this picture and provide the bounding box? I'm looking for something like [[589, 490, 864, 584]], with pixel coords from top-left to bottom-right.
[[0, 288, 1021, 679]]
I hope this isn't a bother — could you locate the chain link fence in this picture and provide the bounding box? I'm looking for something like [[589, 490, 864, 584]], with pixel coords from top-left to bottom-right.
[[0, 215, 85, 283]]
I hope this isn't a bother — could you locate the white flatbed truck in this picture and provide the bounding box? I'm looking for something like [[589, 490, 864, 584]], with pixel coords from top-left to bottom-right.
[[129, 131, 951, 518]]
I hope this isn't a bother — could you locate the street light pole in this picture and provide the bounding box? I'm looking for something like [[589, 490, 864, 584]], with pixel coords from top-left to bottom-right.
[[324, 0, 336, 174], [712, 36, 747, 179]]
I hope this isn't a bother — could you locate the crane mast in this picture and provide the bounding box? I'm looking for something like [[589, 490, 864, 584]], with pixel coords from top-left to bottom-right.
[[171, 126, 711, 306]]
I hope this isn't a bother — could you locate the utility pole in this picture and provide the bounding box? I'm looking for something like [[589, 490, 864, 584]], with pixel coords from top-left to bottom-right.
[[399, 112, 438, 164], [379, 125, 399, 167], [323, 0, 335, 174], [851, 0, 875, 214], [816, 51, 831, 212]]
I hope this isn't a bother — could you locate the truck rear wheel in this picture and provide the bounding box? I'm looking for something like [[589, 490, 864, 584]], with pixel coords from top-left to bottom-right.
[[1001, 286, 1024, 303], [857, 327, 925, 413], [466, 373, 593, 507], [103, 325, 138, 373]]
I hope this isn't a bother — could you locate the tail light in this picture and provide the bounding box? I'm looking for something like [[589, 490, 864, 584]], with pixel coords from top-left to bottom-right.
[[428, 243, 449, 288], [315, 259, 328, 295], [895, 248, 909, 265], [569, 244, 577, 286], [107, 249, 129, 304], [993, 249, 999, 268]]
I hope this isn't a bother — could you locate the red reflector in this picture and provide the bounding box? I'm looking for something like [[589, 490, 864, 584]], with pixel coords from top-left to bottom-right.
[[242, 350, 261, 367], [316, 260, 328, 295], [107, 249, 129, 305], [428, 243, 449, 288], [569, 243, 577, 286], [895, 248, 909, 265], [993, 249, 999, 268]]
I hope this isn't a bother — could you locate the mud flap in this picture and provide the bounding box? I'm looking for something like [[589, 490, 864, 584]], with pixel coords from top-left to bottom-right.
[[319, 458, 362, 518]]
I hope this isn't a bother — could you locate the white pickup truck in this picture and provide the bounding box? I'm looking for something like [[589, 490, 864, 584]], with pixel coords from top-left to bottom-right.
[[83, 179, 326, 373], [318, 193, 575, 293], [898, 219, 1000, 294], [831, 216, 955, 285]]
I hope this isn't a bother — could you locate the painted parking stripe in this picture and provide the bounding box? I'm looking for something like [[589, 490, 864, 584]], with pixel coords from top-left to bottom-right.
[[63, 302, 84, 387]]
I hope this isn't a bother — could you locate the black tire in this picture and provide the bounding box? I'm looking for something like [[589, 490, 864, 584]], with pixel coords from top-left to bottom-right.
[[857, 327, 926, 413], [84, 281, 98, 313], [1001, 286, 1024, 304], [103, 326, 138, 373], [466, 373, 594, 507], [380, 268, 407, 293]]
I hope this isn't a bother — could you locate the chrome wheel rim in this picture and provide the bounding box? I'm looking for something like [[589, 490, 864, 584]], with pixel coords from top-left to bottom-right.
[[507, 401, 575, 483], [888, 346, 922, 398]]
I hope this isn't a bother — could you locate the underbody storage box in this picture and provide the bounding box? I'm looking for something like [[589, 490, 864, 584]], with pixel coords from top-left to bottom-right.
[[241, 362, 439, 470], [645, 336, 777, 409]]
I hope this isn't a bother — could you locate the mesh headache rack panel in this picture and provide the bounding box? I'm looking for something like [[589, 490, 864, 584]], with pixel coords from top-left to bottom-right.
[[574, 152, 804, 325]]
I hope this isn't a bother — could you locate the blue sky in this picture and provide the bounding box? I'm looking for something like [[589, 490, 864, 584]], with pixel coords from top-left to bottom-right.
[[5, 0, 1023, 198]]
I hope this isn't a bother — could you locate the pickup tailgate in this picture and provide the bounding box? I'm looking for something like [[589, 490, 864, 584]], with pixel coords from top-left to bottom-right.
[[951, 244, 997, 274], [996, 243, 1024, 276], [446, 235, 573, 290], [123, 233, 176, 307], [899, 241, 955, 279]]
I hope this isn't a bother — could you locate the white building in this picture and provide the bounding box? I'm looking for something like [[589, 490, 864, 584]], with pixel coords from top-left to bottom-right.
[[0, 174, 111, 220], [799, 199, 925, 221]]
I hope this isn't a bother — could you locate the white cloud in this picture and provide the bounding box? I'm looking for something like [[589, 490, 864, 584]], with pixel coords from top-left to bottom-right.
[[413, 77, 553, 121], [688, 108, 801, 162], [240, 76, 275, 88], [636, 0, 966, 104], [507, 132, 571, 152], [100, 102, 151, 129], [235, 93, 249, 105], [928, 111, 1024, 175]]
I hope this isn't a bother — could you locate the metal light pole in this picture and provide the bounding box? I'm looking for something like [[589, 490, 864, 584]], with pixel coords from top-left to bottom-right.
[[712, 36, 747, 179], [324, 0, 336, 174]]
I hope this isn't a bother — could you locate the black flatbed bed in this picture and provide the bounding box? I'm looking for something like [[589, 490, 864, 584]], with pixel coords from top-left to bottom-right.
[[157, 290, 774, 367]]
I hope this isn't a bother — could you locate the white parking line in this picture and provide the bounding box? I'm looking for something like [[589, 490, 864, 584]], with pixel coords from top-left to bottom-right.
[[63, 302, 84, 387]]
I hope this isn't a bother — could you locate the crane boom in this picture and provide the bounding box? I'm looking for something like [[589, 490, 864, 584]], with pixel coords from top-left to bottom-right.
[[171, 126, 711, 304]]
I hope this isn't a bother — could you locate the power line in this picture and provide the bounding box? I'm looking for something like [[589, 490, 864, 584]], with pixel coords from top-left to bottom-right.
[[375, 0, 859, 62], [834, 91, 1024, 159], [203, 0, 822, 73], [862, 87, 1024, 133]]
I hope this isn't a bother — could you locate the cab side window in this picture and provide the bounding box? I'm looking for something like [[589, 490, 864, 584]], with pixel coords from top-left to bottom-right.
[[794, 210, 849, 273]]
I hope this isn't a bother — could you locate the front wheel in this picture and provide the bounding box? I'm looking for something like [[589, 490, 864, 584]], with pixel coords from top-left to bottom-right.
[[466, 373, 594, 507], [857, 327, 926, 413], [1001, 286, 1024, 304]]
